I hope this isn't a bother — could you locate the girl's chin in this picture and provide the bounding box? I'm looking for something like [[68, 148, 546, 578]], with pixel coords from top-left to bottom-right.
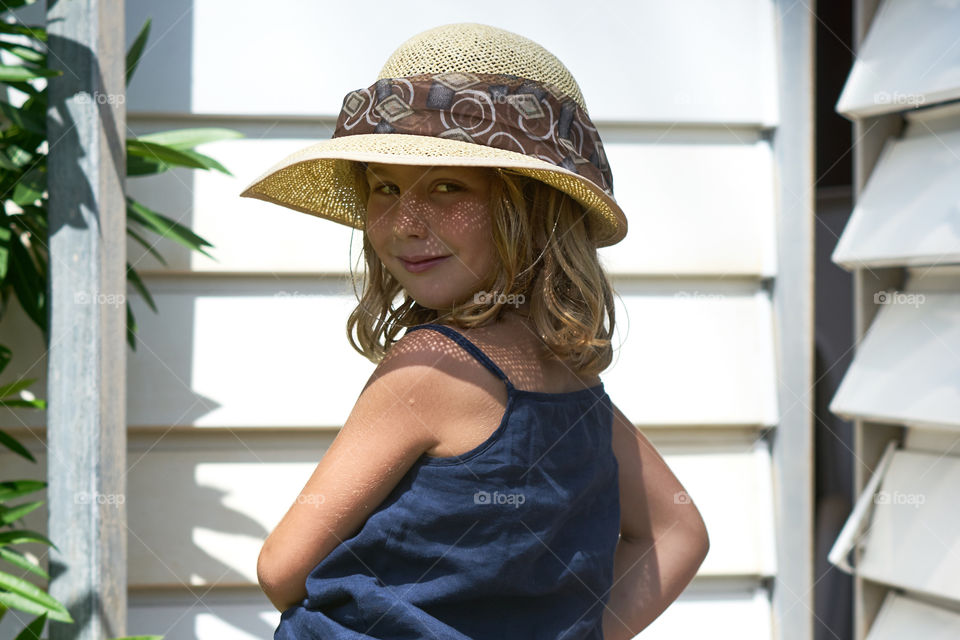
[[408, 291, 481, 311]]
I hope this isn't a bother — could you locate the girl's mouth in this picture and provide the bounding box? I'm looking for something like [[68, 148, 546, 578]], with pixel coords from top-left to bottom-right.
[[400, 256, 450, 273]]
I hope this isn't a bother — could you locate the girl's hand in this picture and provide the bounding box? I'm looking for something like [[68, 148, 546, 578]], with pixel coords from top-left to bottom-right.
[[256, 330, 460, 612]]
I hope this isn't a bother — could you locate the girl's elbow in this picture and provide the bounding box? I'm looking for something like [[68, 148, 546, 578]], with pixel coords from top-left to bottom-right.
[[687, 518, 710, 565], [257, 544, 287, 604], [257, 542, 276, 587], [675, 507, 710, 564]]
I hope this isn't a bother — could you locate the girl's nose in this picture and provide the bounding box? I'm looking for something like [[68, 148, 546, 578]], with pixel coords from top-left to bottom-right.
[[391, 195, 433, 237]]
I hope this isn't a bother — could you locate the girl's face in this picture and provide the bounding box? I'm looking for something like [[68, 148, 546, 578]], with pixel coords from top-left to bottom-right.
[[364, 163, 499, 311]]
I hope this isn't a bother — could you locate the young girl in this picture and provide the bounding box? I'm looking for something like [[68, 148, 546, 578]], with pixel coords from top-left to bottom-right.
[[241, 22, 709, 640]]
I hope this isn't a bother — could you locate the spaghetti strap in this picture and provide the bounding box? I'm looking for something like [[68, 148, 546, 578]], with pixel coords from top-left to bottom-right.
[[406, 323, 515, 391]]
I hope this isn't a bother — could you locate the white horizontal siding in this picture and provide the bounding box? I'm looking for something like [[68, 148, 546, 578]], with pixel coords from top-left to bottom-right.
[[127, 589, 280, 640], [608, 280, 778, 426], [0, 428, 772, 589], [836, 0, 960, 118], [0, 278, 778, 429], [601, 131, 777, 276], [124, 121, 778, 278], [639, 580, 771, 639], [119, 581, 772, 640], [656, 434, 777, 576], [126, 0, 778, 125]]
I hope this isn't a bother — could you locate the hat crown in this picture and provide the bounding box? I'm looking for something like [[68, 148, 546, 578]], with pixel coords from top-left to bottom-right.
[[377, 22, 588, 114]]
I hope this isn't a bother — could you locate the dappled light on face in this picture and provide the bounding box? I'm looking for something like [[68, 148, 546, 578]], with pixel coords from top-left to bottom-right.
[[362, 164, 500, 310]]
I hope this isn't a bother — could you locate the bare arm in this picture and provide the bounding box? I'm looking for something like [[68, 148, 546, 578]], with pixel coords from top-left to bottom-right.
[[601, 402, 710, 640], [257, 333, 451, 612]]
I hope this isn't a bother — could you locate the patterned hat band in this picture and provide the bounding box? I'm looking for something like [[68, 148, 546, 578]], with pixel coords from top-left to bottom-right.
[[332, 71, 614, 197]]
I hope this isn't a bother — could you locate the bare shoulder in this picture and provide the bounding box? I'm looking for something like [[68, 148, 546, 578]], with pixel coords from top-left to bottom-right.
[[361, 328, 506, 446], [441, 320, 603, 391]]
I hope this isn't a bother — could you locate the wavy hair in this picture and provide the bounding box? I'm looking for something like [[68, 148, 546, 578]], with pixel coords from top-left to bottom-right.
[[345, 162, 617, 377]]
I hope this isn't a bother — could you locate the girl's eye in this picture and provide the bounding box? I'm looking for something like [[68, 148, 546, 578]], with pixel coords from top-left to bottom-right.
[[370, 182, 462, 195], [370, 183, 397, 195]]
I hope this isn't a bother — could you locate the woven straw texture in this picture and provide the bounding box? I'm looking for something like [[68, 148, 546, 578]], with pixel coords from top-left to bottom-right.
[[239, 23, 627, 248], [378, 23, 589, 114]]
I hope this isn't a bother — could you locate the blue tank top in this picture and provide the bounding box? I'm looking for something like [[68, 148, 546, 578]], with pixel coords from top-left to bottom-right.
[[274, 322, 621, 639]]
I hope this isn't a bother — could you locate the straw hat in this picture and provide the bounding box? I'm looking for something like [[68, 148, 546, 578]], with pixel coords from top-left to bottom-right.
[[239, 22, 627, 247]]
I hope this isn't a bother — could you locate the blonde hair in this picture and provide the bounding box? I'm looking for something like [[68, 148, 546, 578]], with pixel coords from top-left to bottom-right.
[[345, 163, 616, 377]]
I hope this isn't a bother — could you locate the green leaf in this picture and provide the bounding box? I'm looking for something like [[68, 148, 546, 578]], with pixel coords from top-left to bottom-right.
[[0, 529, 56, 549], [170, 148, 233, 176], [0, 224, 10, 281], [0, 480, 45, 502], [0, 501, 42, 525], [0, 377, 40, 400], [0, 546, 48, 581], [126, 198, 216, 260], [127, 139, 209, 170], [0, 152, 21, 172], [126, 302, 138, 352], [13, 610, 47, 640], [0, 398, 46, 409], [125, 18, 151, 87], [126, 226, 168, 267], [11, 168, 44, 206], [0, 41, 44, 65], [16, 206, 48, 236], [0, 430, 35, 462], [0, 571, 73, 623], [0, 101, 45, 135], [7, 233, 46, 332], [126, 153, 169, 177], [0, 0, 40, 12], [0, 65, 60, 82], [0, 22, 46, 41], [11, 182, 42, 206], [125, 263, 157, 313], [136, 127, 244, 150], [4, 144, 35, 169], [3, 80, 41, 99]]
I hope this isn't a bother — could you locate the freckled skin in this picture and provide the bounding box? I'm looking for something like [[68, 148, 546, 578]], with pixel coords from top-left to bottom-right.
[[364, 163, 502, 311]]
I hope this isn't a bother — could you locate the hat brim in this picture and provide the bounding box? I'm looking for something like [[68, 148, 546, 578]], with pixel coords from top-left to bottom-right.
[[239, 133, 627, 248]]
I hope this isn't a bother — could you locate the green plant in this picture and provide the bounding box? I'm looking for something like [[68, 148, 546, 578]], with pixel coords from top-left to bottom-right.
[[0, 1, 243, 637]]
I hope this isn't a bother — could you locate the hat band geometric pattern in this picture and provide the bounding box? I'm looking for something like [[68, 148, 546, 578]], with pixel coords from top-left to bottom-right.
[[332, 72, 614, 197]]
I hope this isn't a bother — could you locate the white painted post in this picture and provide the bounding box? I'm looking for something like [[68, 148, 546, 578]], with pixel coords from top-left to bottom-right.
[[45, 0, 127, 638], [771, 1, 815, 639]]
